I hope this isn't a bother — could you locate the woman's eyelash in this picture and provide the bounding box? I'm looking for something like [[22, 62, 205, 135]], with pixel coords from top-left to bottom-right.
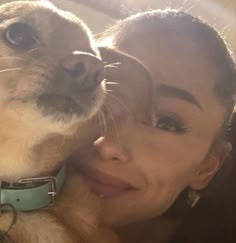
[[155, 113, 191, 134]]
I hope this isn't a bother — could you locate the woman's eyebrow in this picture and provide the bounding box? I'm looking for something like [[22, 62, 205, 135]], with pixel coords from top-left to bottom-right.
[[156, 84, 203, 110]]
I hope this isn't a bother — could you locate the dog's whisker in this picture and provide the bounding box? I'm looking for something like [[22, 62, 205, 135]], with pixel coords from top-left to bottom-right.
[[97, 109, 107, 136], [103, 61, 120, 65], [24, 52, 39, 62], [105, 89, 114, 93], [27, 47, 41, 54], [104, 62, 121, 68], [0, 56, 25, 61], [106, 82, 119, 85], [103, 102, 121, 146], [96, 112, 103, 135], [184, 0, 201, 13], [106, 92, 131, 114], [0, 67, 23, 73], [104, 65, 119, 69], [178, 0, 189, 11], [101, 110, 108, 136], [26, 48, 42, 62]]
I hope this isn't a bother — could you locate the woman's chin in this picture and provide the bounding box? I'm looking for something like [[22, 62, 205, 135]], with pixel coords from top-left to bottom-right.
[[100, 195, 150, 227], [100, 191, 173, 227], [102, 208, 136, 227]]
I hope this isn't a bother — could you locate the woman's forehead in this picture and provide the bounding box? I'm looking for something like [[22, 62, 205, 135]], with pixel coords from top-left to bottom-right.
[[122, 33, 221, 107], [114, 28, 227, 134]]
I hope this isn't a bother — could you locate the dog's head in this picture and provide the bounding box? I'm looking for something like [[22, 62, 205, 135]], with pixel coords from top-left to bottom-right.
[[0, 1, 106, 181], [0, 1, 105, 134]]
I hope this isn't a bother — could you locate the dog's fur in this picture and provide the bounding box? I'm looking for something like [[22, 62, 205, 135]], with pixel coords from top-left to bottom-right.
[[0, 1, 154, 243], [0, 1, 108, 242], [0, 0, 105, 182]]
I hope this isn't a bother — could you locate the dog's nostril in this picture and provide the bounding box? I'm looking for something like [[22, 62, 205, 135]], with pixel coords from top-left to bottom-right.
[[64, 62, 85, 77], [94, 70, 105, 85], [60, 54, 104, 91], [80, 69, 104, 91], [72, 62, 85, 77]]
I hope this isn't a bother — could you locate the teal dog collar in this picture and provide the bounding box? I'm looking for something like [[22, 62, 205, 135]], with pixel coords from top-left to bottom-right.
[[0, 166, 65, 212]]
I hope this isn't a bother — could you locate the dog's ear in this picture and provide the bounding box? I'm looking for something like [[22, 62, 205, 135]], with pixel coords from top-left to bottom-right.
[[99, 47, 154, 124]]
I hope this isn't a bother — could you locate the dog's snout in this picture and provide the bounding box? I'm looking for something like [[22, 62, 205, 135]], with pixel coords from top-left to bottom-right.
[[61, 52, 104, 90]]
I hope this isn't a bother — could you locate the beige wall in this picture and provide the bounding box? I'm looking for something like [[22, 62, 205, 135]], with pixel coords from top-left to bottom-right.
[[50, 0, 115, 34]]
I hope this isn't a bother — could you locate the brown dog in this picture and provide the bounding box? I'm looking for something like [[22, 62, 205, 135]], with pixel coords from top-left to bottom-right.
[[0, 2, 154, 243], [0, 1, 106, 242]]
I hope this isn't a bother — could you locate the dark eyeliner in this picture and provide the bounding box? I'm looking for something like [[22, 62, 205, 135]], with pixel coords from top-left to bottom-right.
[[155, 112, 191, 134]]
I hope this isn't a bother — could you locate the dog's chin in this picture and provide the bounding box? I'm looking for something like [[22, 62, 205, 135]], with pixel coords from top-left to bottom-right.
[[37, 93, 84, 122]]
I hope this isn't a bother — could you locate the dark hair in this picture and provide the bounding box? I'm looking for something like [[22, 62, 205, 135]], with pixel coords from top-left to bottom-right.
[[101, 10, 236, 127]]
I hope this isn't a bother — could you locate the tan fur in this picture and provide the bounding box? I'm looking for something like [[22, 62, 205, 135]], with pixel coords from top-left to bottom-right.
[[0, 0, 104, 181], [0, 2, 153, 243], [0, 1, 115, 242]]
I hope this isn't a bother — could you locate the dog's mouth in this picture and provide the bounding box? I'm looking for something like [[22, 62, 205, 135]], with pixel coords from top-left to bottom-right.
[[37, 93, 83, 117]]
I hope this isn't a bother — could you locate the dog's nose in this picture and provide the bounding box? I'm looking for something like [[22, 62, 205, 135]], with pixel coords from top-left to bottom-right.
[[61, 52, 104, 90]]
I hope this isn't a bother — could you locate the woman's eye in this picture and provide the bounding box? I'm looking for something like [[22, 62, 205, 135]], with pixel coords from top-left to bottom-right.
[[155, 114, 189, 134], [3, 22, 37, 49]]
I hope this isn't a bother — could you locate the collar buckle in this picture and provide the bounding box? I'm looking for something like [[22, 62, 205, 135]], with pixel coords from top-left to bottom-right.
[[0, 166, 65, 212], [18, 176, 57, 207]]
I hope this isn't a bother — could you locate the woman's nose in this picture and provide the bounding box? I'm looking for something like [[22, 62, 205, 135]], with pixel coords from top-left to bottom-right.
[[93, 136, 128, 163]]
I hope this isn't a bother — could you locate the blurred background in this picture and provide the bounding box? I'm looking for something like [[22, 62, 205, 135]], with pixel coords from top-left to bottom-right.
[[0, 0, 235, 56]]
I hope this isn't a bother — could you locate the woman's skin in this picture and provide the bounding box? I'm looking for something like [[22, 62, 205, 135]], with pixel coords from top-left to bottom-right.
[[72, 15, 232, 228]]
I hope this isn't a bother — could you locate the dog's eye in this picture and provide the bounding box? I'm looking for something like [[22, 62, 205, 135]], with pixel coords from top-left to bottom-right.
[[4, 22, 36, 49]]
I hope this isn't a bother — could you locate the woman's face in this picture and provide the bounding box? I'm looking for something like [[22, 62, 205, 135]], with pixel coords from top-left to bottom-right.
[[75, 30, 228, 226]]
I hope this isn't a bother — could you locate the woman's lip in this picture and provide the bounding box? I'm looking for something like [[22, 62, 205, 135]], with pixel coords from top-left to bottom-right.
[[80, 166, 137, 198]]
